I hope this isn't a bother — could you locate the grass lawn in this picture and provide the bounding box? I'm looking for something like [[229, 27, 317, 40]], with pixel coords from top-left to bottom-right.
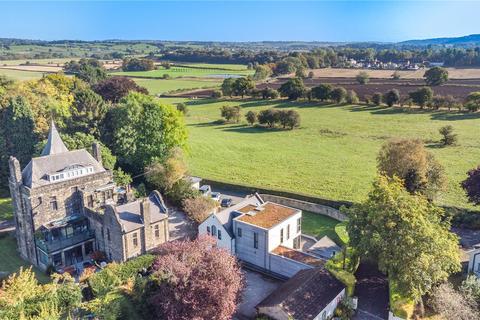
[[113, 65, 253, 79], [301, 211, 346, 245], [0, 197, 13, 221], [0, 68, 45, 80], [176, 98, 480, 210], [0, 234, 50, 283], [177, 63, 249, 71], [134, 78, 221, 95]]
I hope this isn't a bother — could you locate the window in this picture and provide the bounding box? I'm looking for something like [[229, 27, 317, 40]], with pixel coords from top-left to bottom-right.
[[107, 228, 111, 241], [132, 233, 138, 248], [212, 225, 217, 237], [253, 232, 258, 249], [154, 224, 160, 238], [49, 196, 58, 211], [237, 227, 242, 237], [287, 224, 290, 240], [218, 230, 222, 240], [88, 195, 94, 207], [280, 228, 284, 243], [297, 218, 301, 233], [207, 226, 211, 235]]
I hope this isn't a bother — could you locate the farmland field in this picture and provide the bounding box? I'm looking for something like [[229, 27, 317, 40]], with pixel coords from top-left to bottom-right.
[[113, 64, 253, 79], [0, 68, 45, 80], [134, 78, 221, 95], [308, 67, 480, 79], [166, 98, 480, 210]]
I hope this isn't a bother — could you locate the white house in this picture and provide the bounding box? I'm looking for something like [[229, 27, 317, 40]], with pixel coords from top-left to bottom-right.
[[198, 194, 324, 278], [468, 245, 480, 278]]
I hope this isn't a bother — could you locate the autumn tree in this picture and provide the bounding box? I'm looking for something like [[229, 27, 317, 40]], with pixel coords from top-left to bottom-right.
[[182, 196, 217, 223], [346, 90, 359, 104], [253, 64, 272, 80], [377, 139, 446, 199], [145, 148, 188, 192], [346, 176, 460, 311], [424, 67, 449, 86], [64, 58, 107, 84], [429, 283, 479, 320], [149, 236, 244, 320], [93, 76, 148, 103], [462, 165, 480, 205], [106, 92, 187, 171]]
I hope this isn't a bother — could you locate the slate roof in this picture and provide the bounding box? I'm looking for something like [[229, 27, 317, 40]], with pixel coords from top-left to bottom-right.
[[21, 122, 105, 188], [213, 194, 263, 237], [256, 267, 345, 320], [116, 191, 168, 233], [307, 236, 341, 259]]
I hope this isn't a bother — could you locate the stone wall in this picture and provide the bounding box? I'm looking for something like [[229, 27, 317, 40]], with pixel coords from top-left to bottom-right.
[[260, 194, 347, 222]]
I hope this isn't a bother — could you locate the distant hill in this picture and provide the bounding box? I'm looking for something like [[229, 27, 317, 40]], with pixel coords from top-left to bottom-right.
[[399, 34, 480, 47]]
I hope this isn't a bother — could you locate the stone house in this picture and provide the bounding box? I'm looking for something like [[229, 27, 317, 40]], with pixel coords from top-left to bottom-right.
[[8, 121, 169, 270], [198, 194, 323, 278]]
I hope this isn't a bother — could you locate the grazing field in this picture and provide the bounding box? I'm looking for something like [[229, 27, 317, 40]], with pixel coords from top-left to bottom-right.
[[0, 68, 46, 80], [173, 98, 480, 210], [113, 64, 253, 79], [0, 234, 50, 283], [134, 78, 221, 95]]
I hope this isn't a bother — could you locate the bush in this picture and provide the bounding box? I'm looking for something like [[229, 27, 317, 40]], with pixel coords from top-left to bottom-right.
[[162, 74, 170, 79], [330, 87, 347, 104], [122, 58, 155, 72], [372, 92, 383, 105], [258, 108, 279, 128], [211, 90, 223, 99], [220, 105, 241, 123], [334, 298, 356, 320], [346, 90, 359, 104], [176, 103, 188, 115], [278, 110, 301, 129], [311, 83, 333, 101], [182, 196, 217, 223], [261, 87, 279, 99], [409, 87, 433, 108], [166, 179, 199, 206], [383, 89, 400, 107], [356, 71, 370, 85], [439, 125, 457, 146], [245, 110, 257, 125]]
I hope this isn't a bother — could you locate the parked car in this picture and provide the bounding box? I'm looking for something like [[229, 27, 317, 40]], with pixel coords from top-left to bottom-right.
[[199, 185, 212, 196], [211, 192, 221, 202], [221, 198, 233, 207]]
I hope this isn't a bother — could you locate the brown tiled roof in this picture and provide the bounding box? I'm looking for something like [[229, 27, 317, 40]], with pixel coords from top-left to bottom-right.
[[237, 202, 299, 229], [272, 246, 324, 267], [256, 267, 345, 320]]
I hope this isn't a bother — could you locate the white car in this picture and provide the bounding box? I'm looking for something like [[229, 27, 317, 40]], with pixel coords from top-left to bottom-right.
[[211, 192, 221, 202]]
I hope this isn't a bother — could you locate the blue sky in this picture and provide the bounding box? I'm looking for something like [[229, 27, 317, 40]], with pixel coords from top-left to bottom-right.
[[0, 1, 479, 42]]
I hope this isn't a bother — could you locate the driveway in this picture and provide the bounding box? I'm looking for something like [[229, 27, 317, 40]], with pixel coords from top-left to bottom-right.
[[235, 269, 283, 319], [168, 207, 196, 241], [353, 262, 389, 320]]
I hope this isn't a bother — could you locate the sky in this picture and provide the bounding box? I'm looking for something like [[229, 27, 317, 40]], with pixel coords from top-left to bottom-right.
[[0, 1, 479, 42]]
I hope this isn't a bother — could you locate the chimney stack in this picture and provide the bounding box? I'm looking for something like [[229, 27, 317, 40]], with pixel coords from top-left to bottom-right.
[[140, 198, 153, 251], [92, 143, 102, 166], [8, 156, 22, 184]]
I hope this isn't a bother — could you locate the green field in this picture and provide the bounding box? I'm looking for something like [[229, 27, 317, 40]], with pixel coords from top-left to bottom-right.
[[173, 98, 480, 210], [0, 234, 50, 283], [134, 78, 221, 95], [113, 64, 253, 79], [0, 68, 46, 80]]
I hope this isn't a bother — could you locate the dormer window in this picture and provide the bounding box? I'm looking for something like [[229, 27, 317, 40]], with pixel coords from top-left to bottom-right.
[[47, 164, 94, 183]]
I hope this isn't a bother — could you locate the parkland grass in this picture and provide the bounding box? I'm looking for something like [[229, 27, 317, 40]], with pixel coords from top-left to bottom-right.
[[175, 98, 480, 210], [113, 65, 253, 79], [0, 68, 46, 80]]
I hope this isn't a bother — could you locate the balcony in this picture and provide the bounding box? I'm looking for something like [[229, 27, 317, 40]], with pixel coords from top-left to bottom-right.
[[36, 229, 95, 253]]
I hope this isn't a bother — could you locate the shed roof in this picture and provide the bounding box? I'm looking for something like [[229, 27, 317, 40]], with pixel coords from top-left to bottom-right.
[[256, 267, 345, 320]]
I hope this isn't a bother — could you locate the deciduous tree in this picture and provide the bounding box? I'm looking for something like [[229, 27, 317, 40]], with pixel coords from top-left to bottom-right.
[[356, 71, 370, 85], [346, 176, 460, 308], [149, 236, 244, 320], [278, 78, 306, 100], [462, 165, 480, 205], [409, 87, 433, 108], [145, 148, 188, 192], [311, 83, 333, 101], [245, 110, 257, 125], [330, 87, 347, 104], [424, 67, 449, 86], [383, 89, 400, 107], [439, 125, 457, 146], [182, 196, 216, 223], [220, 105, 241, 123], [93, 76, 148, 103]]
